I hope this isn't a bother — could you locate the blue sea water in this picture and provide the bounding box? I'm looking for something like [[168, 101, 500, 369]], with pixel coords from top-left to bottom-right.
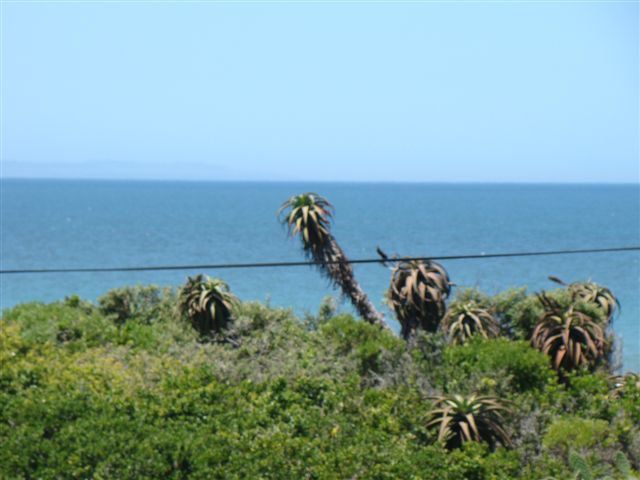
[[1, 179, 639, 371]]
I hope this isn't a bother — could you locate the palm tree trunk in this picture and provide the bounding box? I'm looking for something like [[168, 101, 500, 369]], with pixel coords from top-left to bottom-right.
[[324, 238, 387, 329]]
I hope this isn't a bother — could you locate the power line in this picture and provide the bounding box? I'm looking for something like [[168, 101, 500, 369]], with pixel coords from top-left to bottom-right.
[[1, 246, 638, 275]]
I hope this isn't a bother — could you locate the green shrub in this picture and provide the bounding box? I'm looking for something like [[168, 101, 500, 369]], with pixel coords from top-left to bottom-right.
[[98, 284, 172, 325], [1, 302, 117, 351], [303, 295, 338, 331], [543, 416, 613, 456], [561, 370, 613, 418], [320, 314, 405, 376], [451, 288, 493, 309], [612, 374, 640, 425], [439, 337, 557, 395]]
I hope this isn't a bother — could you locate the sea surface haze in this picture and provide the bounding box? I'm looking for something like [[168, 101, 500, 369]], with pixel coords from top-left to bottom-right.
[[1, 179, 639, 370]]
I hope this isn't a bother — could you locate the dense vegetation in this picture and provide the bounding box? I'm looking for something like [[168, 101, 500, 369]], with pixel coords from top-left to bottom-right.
[[2, 192, 638, 478], [1, 284, 639, 479]]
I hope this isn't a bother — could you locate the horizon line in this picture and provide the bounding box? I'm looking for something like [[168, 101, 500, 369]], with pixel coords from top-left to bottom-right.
[[1, 176, 639, 186]]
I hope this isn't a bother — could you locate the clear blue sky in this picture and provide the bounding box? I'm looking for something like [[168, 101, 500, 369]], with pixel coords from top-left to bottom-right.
[[1, 1, 638, 182]]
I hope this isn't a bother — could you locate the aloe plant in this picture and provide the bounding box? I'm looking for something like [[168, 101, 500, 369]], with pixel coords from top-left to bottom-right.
[[566, 451, 636, 480], [441, 301, 500, 344], [531, 294, 606, 371], [278, 193, 386, 328], [178, 275, 238, 337], [387, 259, 451, 338], [569, 282, 618, 323], [569, 451, 593, 480], [549, 277, 618, 322], [426, 394, 512, 449]]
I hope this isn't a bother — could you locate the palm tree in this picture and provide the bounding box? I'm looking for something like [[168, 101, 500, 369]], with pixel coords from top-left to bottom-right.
[[531, 294, 606, 371], [278, 193, 386, 328], [426, 394, 512, 449], [441, 301, 500, 344], [178, 275, 238, 337], [387, 259, 451, 338]]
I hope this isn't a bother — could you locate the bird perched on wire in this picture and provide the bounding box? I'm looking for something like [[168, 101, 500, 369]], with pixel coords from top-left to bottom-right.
[[376, 246, 390, 263]]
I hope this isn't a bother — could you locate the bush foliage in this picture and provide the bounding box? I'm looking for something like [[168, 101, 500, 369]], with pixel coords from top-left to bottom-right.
[[1, 284, 638, 479]]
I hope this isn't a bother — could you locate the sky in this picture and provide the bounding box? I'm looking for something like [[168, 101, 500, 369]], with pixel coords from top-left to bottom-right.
[[1, 1, 638, 183]]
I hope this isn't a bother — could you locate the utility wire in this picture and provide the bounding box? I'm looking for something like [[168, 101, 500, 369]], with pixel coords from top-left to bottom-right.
[[0, 246, 638, 275]]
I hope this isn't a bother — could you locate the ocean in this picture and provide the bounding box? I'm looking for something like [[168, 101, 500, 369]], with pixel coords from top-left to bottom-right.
[[1, 179, 638, 370]]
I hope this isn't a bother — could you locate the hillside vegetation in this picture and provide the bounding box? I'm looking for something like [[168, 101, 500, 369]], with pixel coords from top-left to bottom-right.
[[1, 284, 639, 479]]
